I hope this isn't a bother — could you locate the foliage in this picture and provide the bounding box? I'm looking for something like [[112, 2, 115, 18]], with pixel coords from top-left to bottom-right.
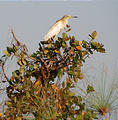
[[0, 29, 105, 120]]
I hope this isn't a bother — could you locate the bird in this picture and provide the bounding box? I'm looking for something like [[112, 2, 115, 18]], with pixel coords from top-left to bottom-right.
[[43, 15, 78, 41]]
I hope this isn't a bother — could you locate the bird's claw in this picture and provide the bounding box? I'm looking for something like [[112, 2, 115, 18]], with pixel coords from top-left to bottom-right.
[[66, 24, 70, 28], [66, 28, 71, 32]]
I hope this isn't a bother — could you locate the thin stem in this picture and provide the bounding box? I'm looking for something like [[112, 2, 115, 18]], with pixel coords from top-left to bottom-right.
[[103, 112, 108, 120]]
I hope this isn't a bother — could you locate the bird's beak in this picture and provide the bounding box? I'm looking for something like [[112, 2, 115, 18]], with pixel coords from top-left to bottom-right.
[[71, 16, 78, 18]]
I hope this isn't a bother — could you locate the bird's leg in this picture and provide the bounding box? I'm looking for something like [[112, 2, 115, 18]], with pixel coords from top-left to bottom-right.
[[63, 24, 70, 31], [66, 24, 70, 28], [64, 24, 70, 31], [65, 24, 71, 32]]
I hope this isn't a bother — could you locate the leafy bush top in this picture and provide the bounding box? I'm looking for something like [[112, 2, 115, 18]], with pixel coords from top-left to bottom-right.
[[0, 29, 105, 120]]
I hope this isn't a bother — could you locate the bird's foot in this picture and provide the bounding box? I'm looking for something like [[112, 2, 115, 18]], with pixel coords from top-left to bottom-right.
[[66, 24, 70, 28], [64, 25, 71, 32], [66, 28, 71, 32]]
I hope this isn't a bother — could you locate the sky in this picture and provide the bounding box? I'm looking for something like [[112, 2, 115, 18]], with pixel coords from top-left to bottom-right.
[[0, 0, 118, 118]]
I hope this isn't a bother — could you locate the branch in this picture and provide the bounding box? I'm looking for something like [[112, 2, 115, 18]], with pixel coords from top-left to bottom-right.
[[0, 63, 9, 81], [11, 29, 21, 46]]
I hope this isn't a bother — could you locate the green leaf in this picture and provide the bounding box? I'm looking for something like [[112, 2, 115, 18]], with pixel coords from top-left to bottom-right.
[[82, 40, 89, 49], [16, 117, 22, 120], [22, 58, 27, 65], [62, 32, 67, 39], [12, 70, 20, 77], [86, 85, 95, 94], [72, 36, 75, 41], [82, 40, 86, 44], [82, 51, 88, 57], [7, 47, 15, 54], [13, 46, 18, 51], [33, 64, 39, 69], [31, 53, 37, 58], [5, 101, 12, 106], [19, 66, 24, 73], [91, 42, 101, 49], [62, 81, 65, 88], [70, 38, 76, 47], [26, 91, 30, 98], [73, 76, 78, 83], [55, 39, 62, 48], [96, 48, 105, 53], [57, 69, 64, 78], [14, 96, 17, 103], [17, 58, 27, 66], [62, 41, 67, 47], [4, 50, 11, 56], [68, 91, 75, 96], [3, 46, 17, 56], [92, 113, 98, 119], [89, 31, 97, 39], [40, 41, 49, 45]]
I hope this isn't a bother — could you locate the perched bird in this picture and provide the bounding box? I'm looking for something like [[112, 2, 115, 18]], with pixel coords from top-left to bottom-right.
[[44, 15, 78, 41]]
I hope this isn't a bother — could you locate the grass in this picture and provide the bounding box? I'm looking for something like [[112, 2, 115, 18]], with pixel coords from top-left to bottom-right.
[[75, 66, 118, 120]]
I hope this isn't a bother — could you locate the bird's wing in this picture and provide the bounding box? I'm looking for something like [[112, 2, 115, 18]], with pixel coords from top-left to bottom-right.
[[44, 21, 63, 41]]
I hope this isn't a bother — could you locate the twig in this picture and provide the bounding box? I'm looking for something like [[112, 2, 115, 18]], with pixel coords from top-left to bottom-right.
[[11, 29, 21, 46], [0, 63, 9, 81]]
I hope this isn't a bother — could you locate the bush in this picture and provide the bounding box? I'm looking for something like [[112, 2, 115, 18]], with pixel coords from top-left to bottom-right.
[[0, 29, 105, 120]]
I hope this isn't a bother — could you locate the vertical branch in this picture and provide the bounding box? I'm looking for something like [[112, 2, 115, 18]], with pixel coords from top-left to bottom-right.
[[11, 29, 21, 46]]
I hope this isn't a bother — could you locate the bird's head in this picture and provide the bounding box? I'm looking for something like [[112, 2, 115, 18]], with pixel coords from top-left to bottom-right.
[[62, 15, 78, 20]]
